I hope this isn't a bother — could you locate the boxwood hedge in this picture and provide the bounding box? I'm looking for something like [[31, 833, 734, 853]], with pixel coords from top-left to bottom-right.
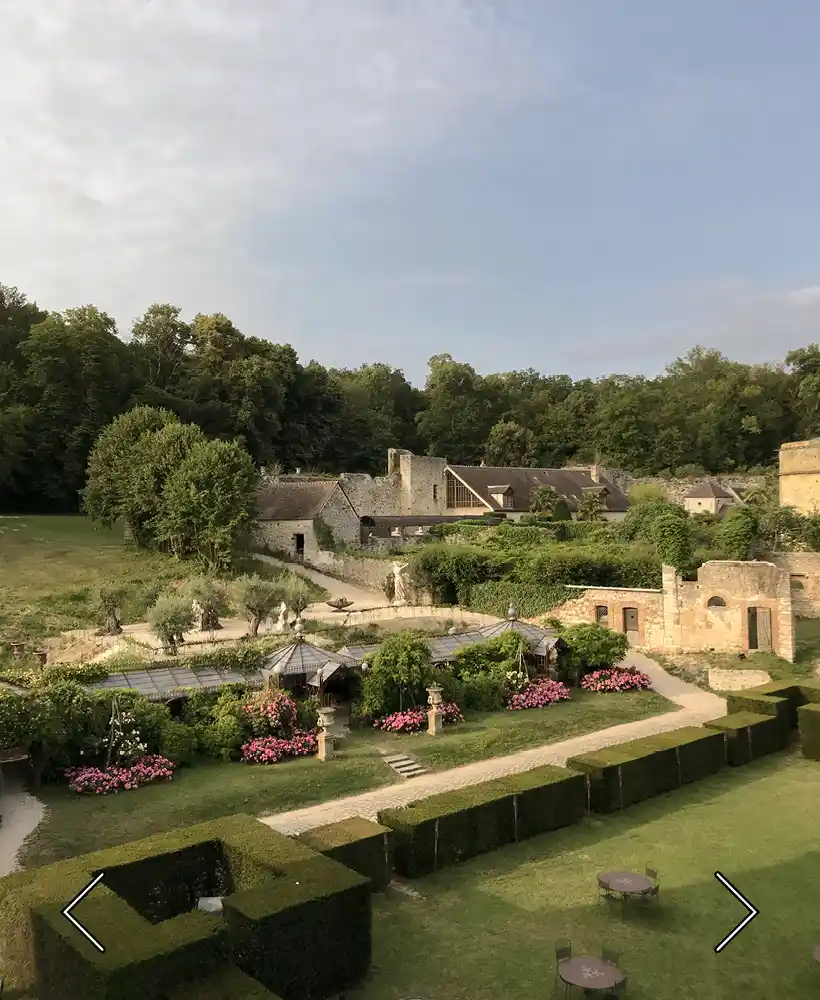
[[297, 817, 393, 891], [704, 712, 788, 766], [378, 765, 585, 878], [798, 703, 820, 761], [2, 814, 371, 1000]]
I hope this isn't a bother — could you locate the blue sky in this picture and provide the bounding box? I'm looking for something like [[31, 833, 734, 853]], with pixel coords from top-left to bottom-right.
[[4, 1, 820, 384]]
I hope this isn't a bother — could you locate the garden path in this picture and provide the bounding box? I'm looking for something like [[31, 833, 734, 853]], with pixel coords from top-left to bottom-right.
[[0, 771, 46, 877], [259, 650, 726, 835], [255, 554, 384, 609]]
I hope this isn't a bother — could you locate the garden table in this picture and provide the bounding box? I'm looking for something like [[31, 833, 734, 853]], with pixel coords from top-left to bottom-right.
[[599, 870, 654, 898], [558, 956, 626, 994]]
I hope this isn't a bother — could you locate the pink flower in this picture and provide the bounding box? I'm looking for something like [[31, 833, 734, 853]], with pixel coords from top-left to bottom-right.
[[506, 679, 571, 711], [64, 755, 176, 795], [241, 729, 319, 764], [581, 668, 651, 693]]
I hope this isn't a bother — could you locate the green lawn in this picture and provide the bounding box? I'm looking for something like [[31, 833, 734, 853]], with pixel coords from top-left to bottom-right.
[[0, 515, 323, 646], [351, 747, 820, 1000], [21, 690, 672, 867]]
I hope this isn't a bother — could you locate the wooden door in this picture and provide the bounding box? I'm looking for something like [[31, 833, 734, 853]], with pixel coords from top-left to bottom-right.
[[622, 607, 639, 644], [751, 607, 772, 651]]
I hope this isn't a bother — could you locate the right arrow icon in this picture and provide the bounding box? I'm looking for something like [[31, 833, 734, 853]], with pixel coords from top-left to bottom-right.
[[714, 871, 759, 953]]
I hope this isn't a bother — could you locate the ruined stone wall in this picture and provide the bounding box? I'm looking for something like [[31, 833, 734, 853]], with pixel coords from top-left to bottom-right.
[[779, 439, 820, 514], [398, 451, 448, 515], [548, 586, 666, 648], [606, 469, 765, 505], [546, 559, 795, 661], [337, 472, 400, 517], [304, 550, 394, 593], [770, 551, 820, 617]]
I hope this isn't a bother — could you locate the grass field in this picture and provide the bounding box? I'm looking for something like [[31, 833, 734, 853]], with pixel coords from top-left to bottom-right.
[[352, 748, 820, 1000], [0, 515, 323, 646], [20, 689, 671, 867]]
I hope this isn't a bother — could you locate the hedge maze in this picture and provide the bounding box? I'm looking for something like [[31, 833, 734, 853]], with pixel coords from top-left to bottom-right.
[[1, 816, 372, 1000], [7, 678, 820, 999]]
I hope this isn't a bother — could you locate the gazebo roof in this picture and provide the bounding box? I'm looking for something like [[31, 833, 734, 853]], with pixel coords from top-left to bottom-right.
[[90, 666, 266, 702], [263, 623, 358, 679]]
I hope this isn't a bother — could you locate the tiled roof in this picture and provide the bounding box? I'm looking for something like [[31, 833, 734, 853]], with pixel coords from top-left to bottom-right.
[[447, 465, 629, 513], [91, 667, 266, 701], [682, 481, 734, 499], [256, 480, 344, 520]]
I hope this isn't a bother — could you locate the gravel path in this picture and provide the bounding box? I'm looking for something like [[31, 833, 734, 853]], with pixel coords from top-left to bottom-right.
[[259, 650, 726, 835], [255, 554, 384, 609], [0, 773, 45, 877]]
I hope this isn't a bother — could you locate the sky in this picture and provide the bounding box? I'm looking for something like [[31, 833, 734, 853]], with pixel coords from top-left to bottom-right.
[[3, 1, 820, 385]]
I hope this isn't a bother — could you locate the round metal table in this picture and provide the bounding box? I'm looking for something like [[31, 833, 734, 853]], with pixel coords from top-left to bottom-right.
[[558, 956, 626, 993], [599, 870, 654, 897]]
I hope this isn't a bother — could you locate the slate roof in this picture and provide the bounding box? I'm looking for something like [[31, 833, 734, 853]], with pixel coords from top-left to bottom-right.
[[447, 465, 629, 513], [91, 667, 266, 701], [477, 618, 565, 658], [682, 480, 734, 499], [256, 480, 350, 521]]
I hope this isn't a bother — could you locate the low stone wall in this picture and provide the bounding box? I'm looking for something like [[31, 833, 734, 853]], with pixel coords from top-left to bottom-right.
[[770, 551, 820, 617], [303, 550, 393, 593], [333, 605, 501, 628]]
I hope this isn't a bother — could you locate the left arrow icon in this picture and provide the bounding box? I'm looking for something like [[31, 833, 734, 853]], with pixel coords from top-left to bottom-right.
[[714, 871, 759, 953], [62, 872, 106, 952]]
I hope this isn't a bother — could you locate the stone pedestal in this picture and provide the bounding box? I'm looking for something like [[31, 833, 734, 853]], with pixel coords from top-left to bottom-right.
[[427, 708, 444, 737], [317, 731, 336, 761]]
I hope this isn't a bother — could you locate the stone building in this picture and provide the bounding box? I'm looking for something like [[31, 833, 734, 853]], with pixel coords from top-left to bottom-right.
[[550, 560, 795, 662], [681, 481, 740, 517], [255, 449, 628, 553], [779, 437, 820, 514], [255, 479, 360, 561]]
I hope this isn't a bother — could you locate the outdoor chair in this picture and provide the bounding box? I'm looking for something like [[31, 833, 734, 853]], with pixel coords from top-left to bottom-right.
[[643, 866, 660, 904], [554, 938, 572, 996], [597, 873, 619, 917], [601, 946, 627, 997]]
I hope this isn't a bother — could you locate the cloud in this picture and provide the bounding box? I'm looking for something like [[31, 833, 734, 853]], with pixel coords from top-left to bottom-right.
[[0, 0, 563, 326]]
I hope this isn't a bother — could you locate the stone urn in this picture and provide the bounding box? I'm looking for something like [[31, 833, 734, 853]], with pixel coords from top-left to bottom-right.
[[317, 707, 337, 762], [426, 684, 443, 708], [317, 706, 337, 732]]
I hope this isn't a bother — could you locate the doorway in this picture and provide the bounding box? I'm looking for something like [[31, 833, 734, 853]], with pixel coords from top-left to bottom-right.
[[294, 533, 305, 558], [622, 607, 639, 644], [747, 607, 772, 652]]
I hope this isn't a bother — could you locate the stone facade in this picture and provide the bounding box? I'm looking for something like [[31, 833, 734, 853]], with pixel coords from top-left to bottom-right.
[[255, 482, 359, 562], [682, 494, 736, 517], [779, 438, 820, 514], [770, 551, 820, 617], [338, 448, 447, 517], [548, 560, 795, 662], [607, 470, 765, 506]]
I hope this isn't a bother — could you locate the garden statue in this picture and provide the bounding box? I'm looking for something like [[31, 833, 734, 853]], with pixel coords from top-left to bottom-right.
[[426, 683, 444, 737], [191, 599, 204, 631], [275, 601, 288, 633], [392, 561, 409, 605]]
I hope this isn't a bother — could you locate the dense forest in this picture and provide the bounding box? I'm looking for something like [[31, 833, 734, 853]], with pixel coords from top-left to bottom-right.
[[2, 282, 819, 513]]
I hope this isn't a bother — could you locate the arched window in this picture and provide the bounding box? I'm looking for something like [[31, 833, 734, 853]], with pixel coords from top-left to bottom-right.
[[707, 596, 726, 608], [791, 579, 805, 591]]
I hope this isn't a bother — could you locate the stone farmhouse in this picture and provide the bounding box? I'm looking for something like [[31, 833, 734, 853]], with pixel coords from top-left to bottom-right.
[[681, 480, 742, 517], [255, 448, 629, 562]]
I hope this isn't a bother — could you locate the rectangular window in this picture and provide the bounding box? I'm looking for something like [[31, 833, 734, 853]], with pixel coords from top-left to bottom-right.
[[432, 484, 438, 502], [503, 493, 513, 508], [595, 605, 608, 624]]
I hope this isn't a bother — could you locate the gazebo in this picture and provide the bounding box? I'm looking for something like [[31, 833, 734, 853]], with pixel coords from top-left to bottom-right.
[[262, 620, 359, 701]]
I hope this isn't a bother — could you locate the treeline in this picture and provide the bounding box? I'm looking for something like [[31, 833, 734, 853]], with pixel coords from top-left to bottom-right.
[[2, 282, 819, 513]]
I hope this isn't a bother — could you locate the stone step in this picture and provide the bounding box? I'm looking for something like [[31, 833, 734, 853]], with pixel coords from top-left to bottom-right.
[[382, 753, 428, 778]]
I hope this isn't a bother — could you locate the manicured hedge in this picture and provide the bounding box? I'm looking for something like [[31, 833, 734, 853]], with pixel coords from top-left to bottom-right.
[[168, 965, 282, 999], [3, 814, 370, 1000], [378, 765, 585, 878], [703, 712, 788, 766], [798, 703, 820, 761], [567, 726, 726, 813], [298, 817, 393, 891], [726, 678, 820, 731]]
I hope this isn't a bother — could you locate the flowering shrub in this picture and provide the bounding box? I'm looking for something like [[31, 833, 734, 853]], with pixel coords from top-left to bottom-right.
[[104, 707, 147, 765], [507, 679, 571, 711], [241, 730, 318, 764], [243, 688, 298, 737], [504, 668, 530, 694], [373, 702, 464, 733], [581, 668, 652, 692], [65, 755, 175, 795]]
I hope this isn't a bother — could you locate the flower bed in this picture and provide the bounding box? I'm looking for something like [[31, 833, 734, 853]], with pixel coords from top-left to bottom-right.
[[581, 667, 652, 692], [507, 679, 571, 711], [241, 729, 318, 764], [374, 702, 464, 733], [65, 755, 175, 795]]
